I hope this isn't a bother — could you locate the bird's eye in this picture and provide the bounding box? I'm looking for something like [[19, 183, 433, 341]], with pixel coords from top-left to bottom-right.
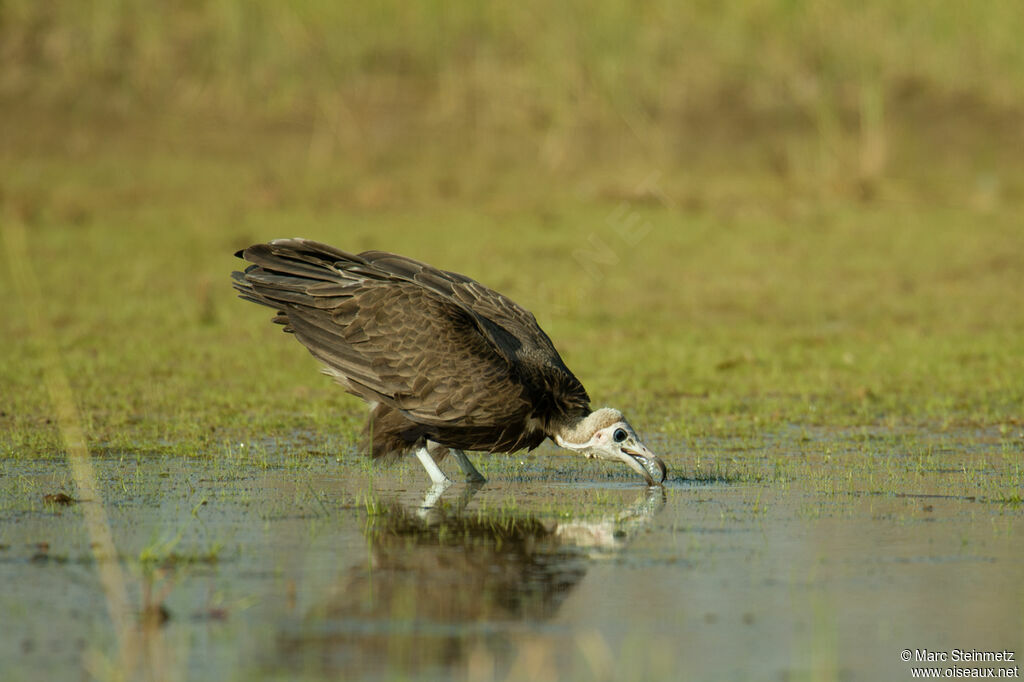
[[613, 428, 628, 443]]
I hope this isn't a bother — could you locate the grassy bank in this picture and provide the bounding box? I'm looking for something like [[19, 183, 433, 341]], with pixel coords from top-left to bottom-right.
[[1, 2, 1022, 463], [2, 113, 1022, 459]]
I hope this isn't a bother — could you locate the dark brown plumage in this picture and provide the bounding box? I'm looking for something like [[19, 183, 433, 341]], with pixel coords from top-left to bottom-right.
[[232, 238, 666, 486]]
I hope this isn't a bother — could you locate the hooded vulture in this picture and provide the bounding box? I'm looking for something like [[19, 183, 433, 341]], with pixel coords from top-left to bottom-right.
[[232, 239, 667, 486]]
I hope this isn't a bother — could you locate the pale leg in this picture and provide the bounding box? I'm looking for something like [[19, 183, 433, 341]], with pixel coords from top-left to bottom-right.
[[414, 445, 451, 486], [450, 449, 486, 483]]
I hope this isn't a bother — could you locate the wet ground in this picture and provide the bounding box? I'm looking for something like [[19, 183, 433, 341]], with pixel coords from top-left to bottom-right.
[[1, 432, 1022, 681]]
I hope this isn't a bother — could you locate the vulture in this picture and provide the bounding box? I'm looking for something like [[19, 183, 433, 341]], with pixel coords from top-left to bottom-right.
[[232, 239, 667, 486]]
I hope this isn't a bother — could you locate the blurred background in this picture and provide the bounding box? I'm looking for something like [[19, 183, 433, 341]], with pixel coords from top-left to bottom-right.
[[5, 0, 1023, 196], [2, 0, 1022, 449]]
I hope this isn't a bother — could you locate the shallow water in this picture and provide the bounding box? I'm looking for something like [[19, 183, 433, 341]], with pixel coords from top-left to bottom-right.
[[1, 436, 1022, 681]]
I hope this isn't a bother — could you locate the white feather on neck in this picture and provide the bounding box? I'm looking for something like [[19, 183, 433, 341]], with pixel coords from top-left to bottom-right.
[[553, 407, 624, 449]]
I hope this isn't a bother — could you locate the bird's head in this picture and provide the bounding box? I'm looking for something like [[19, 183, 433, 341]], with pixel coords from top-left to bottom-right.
[[554, 408, 667, 486]]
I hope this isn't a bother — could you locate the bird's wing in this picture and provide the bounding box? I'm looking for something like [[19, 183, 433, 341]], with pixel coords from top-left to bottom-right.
[[358, 250, 552, 352], [358, 250, 591, 408], [233, 241, 536, 427]]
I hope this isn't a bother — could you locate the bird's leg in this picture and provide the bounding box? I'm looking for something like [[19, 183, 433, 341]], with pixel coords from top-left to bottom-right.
[[450, 449, 486, 483], [414, 445, 452, 486]]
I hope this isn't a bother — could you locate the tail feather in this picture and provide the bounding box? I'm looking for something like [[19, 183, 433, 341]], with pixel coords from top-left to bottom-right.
[[231, 240, 363, 312]]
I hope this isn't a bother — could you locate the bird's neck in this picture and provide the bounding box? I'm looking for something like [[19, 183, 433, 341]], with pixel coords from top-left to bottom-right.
[[551, 411, 597, 450]]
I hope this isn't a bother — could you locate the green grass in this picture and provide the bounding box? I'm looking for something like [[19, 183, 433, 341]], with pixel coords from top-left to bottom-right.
[[1, 112, 1022, 462], [1, 2, 1023, 476]]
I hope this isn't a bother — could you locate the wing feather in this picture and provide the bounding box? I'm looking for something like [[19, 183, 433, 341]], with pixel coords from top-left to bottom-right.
[[233, 242, 539, 430], [356, 249, 590, 411]]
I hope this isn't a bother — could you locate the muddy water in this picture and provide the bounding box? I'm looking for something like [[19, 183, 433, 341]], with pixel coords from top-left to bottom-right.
[[1, 442, 1022, 681]]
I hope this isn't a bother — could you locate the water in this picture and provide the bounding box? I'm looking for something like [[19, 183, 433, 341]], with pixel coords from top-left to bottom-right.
[[1, 439, 1021, 681]]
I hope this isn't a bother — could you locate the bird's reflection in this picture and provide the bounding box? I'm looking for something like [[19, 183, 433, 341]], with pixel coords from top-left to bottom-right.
[[274, 485, 665, 677]]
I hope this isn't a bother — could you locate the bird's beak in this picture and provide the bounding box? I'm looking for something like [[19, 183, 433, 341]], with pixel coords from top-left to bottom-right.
[[619, 443, 667, 486]]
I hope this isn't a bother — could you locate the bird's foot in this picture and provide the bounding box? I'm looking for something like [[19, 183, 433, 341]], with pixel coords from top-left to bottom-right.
[[450, 449, 487, 484]]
